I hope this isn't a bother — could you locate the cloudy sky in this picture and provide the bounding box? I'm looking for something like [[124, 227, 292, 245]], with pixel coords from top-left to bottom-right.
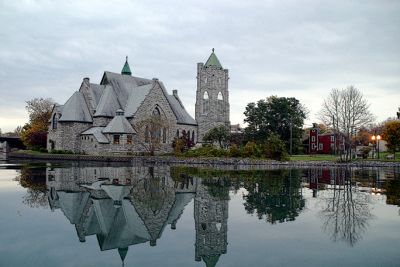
[[1, 0, 399, 132]]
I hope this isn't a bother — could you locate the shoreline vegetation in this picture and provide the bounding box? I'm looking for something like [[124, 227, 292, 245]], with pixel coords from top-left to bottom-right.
[[6, 150, 400, 168]]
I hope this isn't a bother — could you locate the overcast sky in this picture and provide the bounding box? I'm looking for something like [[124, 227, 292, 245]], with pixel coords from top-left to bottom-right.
[[1, 0, 399, 132]]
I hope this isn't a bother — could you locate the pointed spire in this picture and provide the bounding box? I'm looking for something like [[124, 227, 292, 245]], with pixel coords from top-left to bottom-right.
[[118, 247, 128, 266], [205, 48, 222, 68], [121, 56, 132, 75]]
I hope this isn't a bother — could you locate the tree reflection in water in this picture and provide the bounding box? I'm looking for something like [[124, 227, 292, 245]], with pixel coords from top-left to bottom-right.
[[317, 168, 373, 246], [16, 165, 48, 209], [242, 169, 305, 224]]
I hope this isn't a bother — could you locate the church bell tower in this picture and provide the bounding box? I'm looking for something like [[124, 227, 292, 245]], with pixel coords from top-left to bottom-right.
[[195, 49, 230, 143]]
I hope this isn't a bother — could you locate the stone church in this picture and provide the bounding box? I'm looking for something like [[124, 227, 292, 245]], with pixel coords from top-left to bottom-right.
[[47, 49, 230, 154]]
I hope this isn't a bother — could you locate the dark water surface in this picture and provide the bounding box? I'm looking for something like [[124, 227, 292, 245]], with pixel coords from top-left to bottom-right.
[[0, 162, 399, 267]]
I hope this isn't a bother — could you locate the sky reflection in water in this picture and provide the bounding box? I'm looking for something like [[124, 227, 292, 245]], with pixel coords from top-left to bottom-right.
[[0, 163, 399, 267]]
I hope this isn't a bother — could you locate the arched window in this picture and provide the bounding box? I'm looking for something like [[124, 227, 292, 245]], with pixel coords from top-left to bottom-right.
[[182, 130, 187, 139], [204, 77, 208, 84], [52, 113, 59, 130], [202, 91, 210, 113], [217, 92, 224, 114], [191, 131, 195, 142], [152, 107, 161, 118], [176, 129, 179, 137]]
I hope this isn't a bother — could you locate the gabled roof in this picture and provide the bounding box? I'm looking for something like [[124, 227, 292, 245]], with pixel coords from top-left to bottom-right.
[[81, 127, 109, 143], [205, 48, 223, 68], [125, 83, 154, 117], [94, 85, 121, 117], [59, 91, 92, 122], [103, 110, 135, 134], [160, 82, 196, 125]]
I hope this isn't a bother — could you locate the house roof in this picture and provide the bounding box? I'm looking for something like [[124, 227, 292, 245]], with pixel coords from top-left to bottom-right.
[[59, 91, 92, 122], [205, 48, 223, 68], [81, 127, 109, 143], [103, 110, 135, 134]]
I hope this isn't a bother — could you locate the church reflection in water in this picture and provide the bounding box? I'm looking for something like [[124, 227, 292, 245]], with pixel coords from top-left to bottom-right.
[[40, 164, 399, 266], [46, 164, 229, 266]]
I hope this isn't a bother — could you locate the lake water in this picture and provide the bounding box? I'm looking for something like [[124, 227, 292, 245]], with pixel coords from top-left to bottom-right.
[[0, 162, 399, 267]]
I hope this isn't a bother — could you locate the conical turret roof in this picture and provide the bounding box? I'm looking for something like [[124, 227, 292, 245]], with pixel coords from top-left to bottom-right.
[[121, 56, 132, 75], [205, 48, 222, 68]]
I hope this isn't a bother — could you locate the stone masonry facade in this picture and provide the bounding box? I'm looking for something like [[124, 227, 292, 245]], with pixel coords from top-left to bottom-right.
[[47, 50, 229, 155]]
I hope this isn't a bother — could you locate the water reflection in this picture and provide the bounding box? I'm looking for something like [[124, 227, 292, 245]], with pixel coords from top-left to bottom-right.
[[46, 164, 229, 266], [310, 169, 373, 246], [12, 163, 400, 266]]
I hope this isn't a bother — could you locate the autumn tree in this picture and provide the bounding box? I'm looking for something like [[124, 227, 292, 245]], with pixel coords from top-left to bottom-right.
[[318, 86, 374, 161], [203, 125, 230, 148], [21, 98, 55, 150], [244, 96, 307, 154], [382, 120, 400, 159]]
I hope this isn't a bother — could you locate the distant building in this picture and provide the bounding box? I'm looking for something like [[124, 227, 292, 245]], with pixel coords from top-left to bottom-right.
[[304, 123, 345, 154], [47, 50, 230, 154]]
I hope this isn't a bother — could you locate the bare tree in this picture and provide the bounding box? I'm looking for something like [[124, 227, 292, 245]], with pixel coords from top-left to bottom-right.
[[318, 168, 373, 246], [318, 86, 375, 161], [134, 116, 169, 156]]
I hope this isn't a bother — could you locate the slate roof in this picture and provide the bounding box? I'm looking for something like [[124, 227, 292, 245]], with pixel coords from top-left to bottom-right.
[[60, 67, 196, 125], [158, 81, 197, 125], [103, 110, 135, 134], [59, 91, 92, 122], [125, 83, 154, 117], [94, 85, 121, 117], [81, 127, 109, 143]]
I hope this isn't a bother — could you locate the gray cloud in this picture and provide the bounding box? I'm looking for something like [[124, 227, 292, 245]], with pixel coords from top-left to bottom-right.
[[1, 0, 399, 131]]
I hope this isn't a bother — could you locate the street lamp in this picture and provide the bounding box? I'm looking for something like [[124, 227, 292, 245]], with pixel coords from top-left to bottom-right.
[[371, 135, 376, 158], [371, 134, 381, 160]]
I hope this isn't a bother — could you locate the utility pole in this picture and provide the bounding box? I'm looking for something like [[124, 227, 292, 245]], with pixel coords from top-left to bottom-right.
[[289, 119, 293, 156]]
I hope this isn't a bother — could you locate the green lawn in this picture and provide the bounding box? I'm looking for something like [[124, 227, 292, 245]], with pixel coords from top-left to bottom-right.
[[290, 154, 338, 161]]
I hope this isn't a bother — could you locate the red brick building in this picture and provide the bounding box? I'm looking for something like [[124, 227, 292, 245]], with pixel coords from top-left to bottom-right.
[[305, 123, 345, 154]]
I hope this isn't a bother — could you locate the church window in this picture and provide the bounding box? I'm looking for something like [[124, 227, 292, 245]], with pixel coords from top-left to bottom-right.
[[176, 129, 179, 137], [203, 91, 210, 113], [127, 135, 132, 144], [152, 107, 161, 118], [217, 92, 224, 114], [113, 135, 120, 144], [162, 127, 167, 143], [204, 77, 208, 84], [52, 113, 59, 130], [192, 131, 195, 142]]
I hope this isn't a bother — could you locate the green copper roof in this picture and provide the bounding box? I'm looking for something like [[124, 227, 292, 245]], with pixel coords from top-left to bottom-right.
[[121, 56, 132, 75], [118, 247, 128, 262], [205, 48, 223, 68], [203, 255, 221, 267]]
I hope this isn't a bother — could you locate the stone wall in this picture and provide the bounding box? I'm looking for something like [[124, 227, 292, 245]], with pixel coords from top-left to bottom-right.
[[195, 63, 230, 142], [48, 122, 91, 153], [130, 81, 195, 154]]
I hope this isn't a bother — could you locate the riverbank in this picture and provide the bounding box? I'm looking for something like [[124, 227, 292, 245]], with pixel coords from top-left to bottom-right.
[[6, 150, 400, 168]]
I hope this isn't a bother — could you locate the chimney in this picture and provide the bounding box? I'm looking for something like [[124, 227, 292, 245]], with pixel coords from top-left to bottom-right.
[[173, 89, 178, 97], [83, 77, 90, 85]]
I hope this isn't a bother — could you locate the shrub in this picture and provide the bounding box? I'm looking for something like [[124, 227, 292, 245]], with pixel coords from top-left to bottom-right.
[[228, 144, 241, 157], [243, 142, 257, 158], [263, 134, 289, 161]]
